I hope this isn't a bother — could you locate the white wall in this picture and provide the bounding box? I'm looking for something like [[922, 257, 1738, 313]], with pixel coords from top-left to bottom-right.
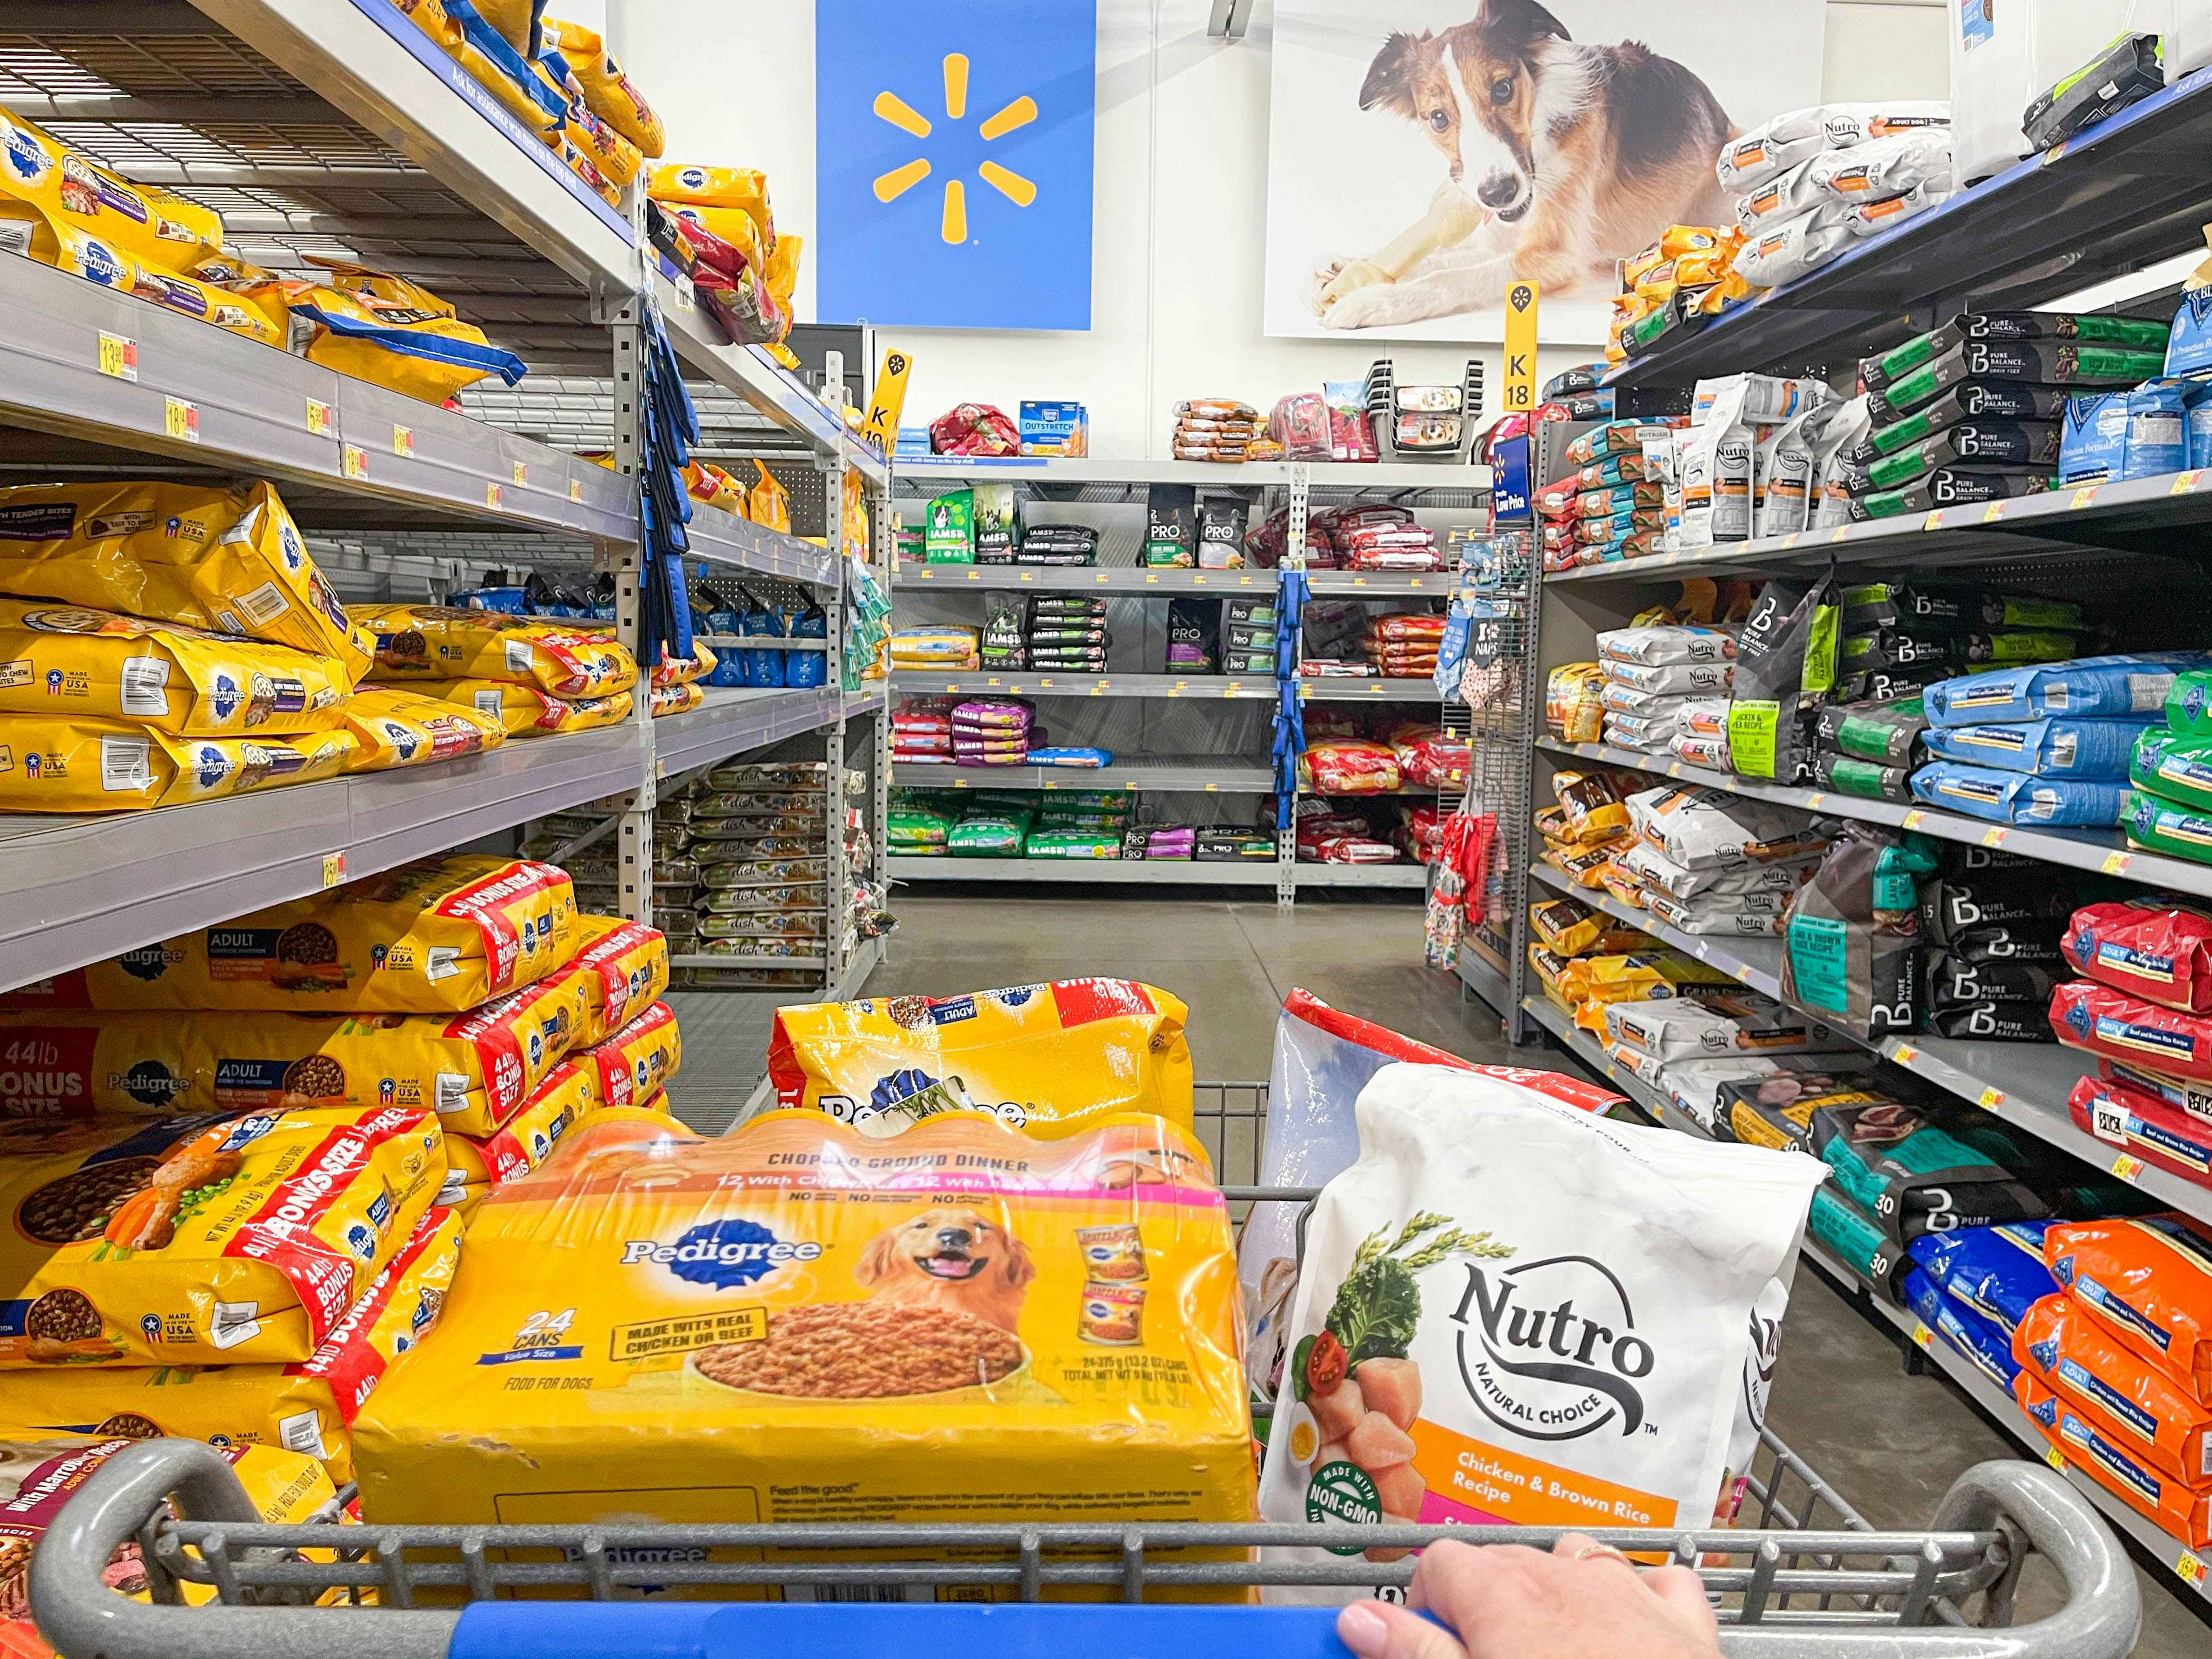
[[611, 1, 1950, 456]]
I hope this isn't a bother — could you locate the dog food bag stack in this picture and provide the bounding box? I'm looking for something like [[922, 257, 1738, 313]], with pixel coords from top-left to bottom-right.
[[1915, 845, 2077, 1042], [2113, 661, 2212, 866], [1026, 790, 1132, 860], [1914, 653, 2212, 827], [1316, 506, 1441, 573], [1017, 521, 1100, 567], [1171, 397, 1259, 463], [1675, 377, 1836, 553], [1898, 1223, 2061, 1394], [2054, 895, 2212, 1188], [1808, 694, 1927, 804], [1719, 102, 1954, 294], [1029, 595, 1110, 675], [892, 696, 955, 765], [1534, 421, 1677, 567], [0, 482, 384, 811], [525, 805, 698, 952], [1625, 783, 1826, 940], [888, 625, 980, 672], [945, 796, 1034, 857], [1781, 822, 1934, 1041], [1840, 580, 2090, 706], [1595, 625, 1735, 762], [1532, 768, 1647, 903], [1614, 227, 1749, 361], [2012, 1217, 2212, 1549], [889, 789, 955, 858], [684, 763, 831, 960], [1854, 314, 2166, 519], [1362, 612, 1445, 678], [353, 603, 639, 741], [942, 697, 1034, 768]]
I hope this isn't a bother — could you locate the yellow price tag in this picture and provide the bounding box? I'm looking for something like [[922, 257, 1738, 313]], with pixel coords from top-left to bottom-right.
[[2044, 1446, 2068, 1473], [569, 478, 584, 503], [1903, 811, 1927, 830], [1923, 510, 1945, 532], [1666, 762, 1683, 777], [485, 483, 504, 509], [1982, 502, 2007, 523], [2178, 1553, 2207, 1587], [305, 398, 333, 437], [2069, 486, 2098, 510], [1892, 1043, 1919, 1065], [963, 570, 979, 581], [1910, 1321, 1933, 1349], [1829, 527, 1848, 544], [2112, 1154, 2146, 1183], [1018, 571, 1033, 582], [1977, 1087, 2004, 1111], [97, 330, 137, 380], [164, 397, 198, 443], [1981, 827, 2008, 848], [986, 678, 1001, 687], [2102, 851, 2133, 876], [320, 851, 348, 889], [512, 461, 528, 485], [1353, 576, 1368, 586], [1205, 782, 1219, 792], [1780, 533, 1799, 550], [1806, 793, 1826, 809], [2173, 471, 2202, 496], [341, 444, 368, 480], [392, 424, 414, 457], [1145, 572, 1160, 584]]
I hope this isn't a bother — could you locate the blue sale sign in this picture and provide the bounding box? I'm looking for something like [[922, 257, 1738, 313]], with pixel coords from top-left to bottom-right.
[[816, 0, 1096, 331]]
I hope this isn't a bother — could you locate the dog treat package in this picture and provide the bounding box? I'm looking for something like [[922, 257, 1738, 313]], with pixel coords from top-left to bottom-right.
[[0, 1205, 460, 1482], [351, 1109, 1254, 1572], [1255, 1066, 1824, 1594], [351, 603, 637, 698], [2, 854, 578, 1015], [0, 1103, 442, 1367], [1783, 823, 1938, 1039], [769, 980, 1194, 1138]]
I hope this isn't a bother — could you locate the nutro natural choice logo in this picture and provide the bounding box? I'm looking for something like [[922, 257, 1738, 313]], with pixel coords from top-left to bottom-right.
[[871, 53, 1040, 244]]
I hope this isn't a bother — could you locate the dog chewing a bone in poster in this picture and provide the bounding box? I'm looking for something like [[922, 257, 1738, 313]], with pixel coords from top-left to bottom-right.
[[1309, 0, 1743, 330]]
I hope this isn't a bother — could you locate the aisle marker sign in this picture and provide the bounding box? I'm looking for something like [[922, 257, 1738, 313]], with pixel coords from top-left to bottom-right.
[[1502, 283, 1540, 414]]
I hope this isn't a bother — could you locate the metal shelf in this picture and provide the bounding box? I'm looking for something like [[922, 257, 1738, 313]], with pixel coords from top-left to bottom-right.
[[1295, 862, 1428, 889], [892, 758, 1275, 793], [1306, 572, 1455, 598], [1526, 861, 2212, 1226], [1520, 993, 2212, 1604], [651, 687, 849, 778], [1604, 62, 2212, 390], [894, 566, 1283, 595], [1458, 949, 1514, 1020], [0, 254, 634, 539], [0, 718, 646, 997], [886, 854, 1281, 886], [687, 506, 839, 586], [890, 670, 1277, 700], [1298, 679, 1444, 702], [892, 458, 1490, 491], [1538, 736, 2212, 901]]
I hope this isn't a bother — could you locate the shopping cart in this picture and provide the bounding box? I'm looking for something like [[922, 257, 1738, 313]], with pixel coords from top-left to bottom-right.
[[30, 1084, 2142, 1659]]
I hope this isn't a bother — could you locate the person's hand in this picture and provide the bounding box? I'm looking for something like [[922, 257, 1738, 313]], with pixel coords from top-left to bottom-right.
[[1335, 1533, 1722, 1659]]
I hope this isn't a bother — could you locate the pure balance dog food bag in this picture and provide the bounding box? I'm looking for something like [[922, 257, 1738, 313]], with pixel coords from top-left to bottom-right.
[[350, 1110, 1253, 1566], [0, 600, 353, 736], [0, 483, 373, 678], [1255, 1065, 1825, 1597], [0, 1104, 442, 1368], [2, 855, 578, 1015], [0, 1205, 460, 1482], [352, 604, 638, 698], [0, 721, 355, 813], [768, 980, 1195, 1137]]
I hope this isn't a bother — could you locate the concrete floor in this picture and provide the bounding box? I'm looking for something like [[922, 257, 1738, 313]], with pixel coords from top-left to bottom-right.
[[866, 888, 2207, 1655]]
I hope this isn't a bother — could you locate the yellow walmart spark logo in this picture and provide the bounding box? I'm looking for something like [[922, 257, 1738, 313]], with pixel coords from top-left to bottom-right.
[[872, 53, 1038, 244]]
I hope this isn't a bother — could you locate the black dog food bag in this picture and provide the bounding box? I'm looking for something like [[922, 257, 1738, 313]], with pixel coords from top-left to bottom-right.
[[1783, 823, 1938, 1038], [1730, 573, 1840, 783], [1144, 485, 1198, 567]]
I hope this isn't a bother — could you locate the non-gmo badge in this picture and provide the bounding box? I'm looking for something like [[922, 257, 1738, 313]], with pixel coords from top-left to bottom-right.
[[1305, 1460, 1382, 1557]]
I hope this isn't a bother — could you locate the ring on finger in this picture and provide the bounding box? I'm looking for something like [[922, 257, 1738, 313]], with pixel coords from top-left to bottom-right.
[[1573, 1543, 1633, 1566]]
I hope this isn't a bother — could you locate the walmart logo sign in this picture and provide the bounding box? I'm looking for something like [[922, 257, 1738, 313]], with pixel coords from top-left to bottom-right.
[[818, 1, 1095, 331]]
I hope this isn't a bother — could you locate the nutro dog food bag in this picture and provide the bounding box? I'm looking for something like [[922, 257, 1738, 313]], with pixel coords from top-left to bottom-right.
[[1256, 1066, 1824, 1595], [0, 1104, 442, 1367], [768, 980, 1194, 1137], [0, 1205, 461, 1481], [351, 1110, 1254, 1580], [2, 855, 579, 1016]]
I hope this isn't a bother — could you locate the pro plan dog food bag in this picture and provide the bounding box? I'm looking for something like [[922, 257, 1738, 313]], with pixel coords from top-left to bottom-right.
[[768, 980, 1194, 1138], [0, 1204, 462, 1482], [1256, 1066, 1824, 1596], [0, 483, 372, 678], [0, 1103, 442, 1367], [1, 855, 579, 1015], [350, 1110, 1254, 1571]]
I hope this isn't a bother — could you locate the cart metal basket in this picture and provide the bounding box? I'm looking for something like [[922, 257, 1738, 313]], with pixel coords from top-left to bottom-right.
[[29, 1083, 2143, 1659]]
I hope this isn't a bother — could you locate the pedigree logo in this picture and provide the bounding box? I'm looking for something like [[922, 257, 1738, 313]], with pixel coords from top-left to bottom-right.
[[1451, 1256, 1656, 1441], [620, 1218, 822, 1290]]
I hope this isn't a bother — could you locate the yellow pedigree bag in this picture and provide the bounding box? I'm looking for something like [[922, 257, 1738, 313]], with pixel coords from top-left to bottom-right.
[[355, 603, 638, 697], [417, 679, 634, 737], [0, 854, 579, 1015], [444, 1060, 597, 1186], [543, 916, 670, 1048], [748, 459, 792, 532], [765, 231, 801, 315], [665, 203, 764, 274], [683, 457, 749, 510], [571, 999, 680, 1109], [530, 55, 642, 185], [0, 598, 352, 737], [1573, 952, 1734, 1033], [768, 979, 1194, 1138], [0, 720, 352, 813], [0, 482, 373, 678], [650, 163, 775, 249], [549, 18, 666, 156], [350, 1109, 1252, 1567], [0, 1207, 460, 1483], [243, 258, 529, 404], [649, 681, 704, 718], [0, 969, 593, 1132], [0, 201, 283, 348], [651, 639, 717, 688], [0, 110, 223, 270], [341, 685, 506, 771], [0, 1104, 442, 1368]]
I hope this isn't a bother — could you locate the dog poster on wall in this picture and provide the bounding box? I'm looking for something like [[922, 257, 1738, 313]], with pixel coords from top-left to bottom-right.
[[1265, 0, 1826, 343]]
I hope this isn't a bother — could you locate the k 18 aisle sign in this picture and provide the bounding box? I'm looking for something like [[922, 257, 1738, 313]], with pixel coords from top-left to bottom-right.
[[817, 0, 1096, 330]]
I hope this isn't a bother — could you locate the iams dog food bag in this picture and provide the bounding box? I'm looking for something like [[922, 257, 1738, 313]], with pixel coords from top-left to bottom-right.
[[1256, 1065, 1824, 1598], [351, 1110, 1255, 1583]]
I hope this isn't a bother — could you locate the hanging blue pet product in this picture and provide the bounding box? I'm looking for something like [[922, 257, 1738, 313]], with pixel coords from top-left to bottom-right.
[[635, 299, 700, 669], [787, 600, 829, 688], [1272, 567, 1309, 832]]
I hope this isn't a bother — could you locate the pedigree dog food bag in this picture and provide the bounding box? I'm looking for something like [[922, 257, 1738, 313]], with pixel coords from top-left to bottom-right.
[[0, 1104, 442, 1369], [0, 1205, 460, 1482], [351, 1110, 1252, 1571], [542, 915, 670, 1048], [1255, 1065, 1825, 1597], [0, 720, 354, 813], [412, 679, 634, 737], [341, 685, 505, 771], [353, 604, 637, 698], [1, 855, 578, 1015], [768, 980, 1194, 1138], [0, 483, 373, 679]]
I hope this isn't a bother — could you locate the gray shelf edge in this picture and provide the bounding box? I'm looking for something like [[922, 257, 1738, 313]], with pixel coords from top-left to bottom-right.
[[1297, 681, 1446, 703], [889, 671, 1278, 700], [1295, 863, 1429, 889], [652, 688, 849, 778], [890, 762, 1276, 793], [687, 508, 840, 587], [894, 567, 1287, 595], [885, 855, 1282, 886]]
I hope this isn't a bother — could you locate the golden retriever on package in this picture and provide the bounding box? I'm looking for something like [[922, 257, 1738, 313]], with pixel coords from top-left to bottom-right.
[[856, 1207, 1036, 1333]]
